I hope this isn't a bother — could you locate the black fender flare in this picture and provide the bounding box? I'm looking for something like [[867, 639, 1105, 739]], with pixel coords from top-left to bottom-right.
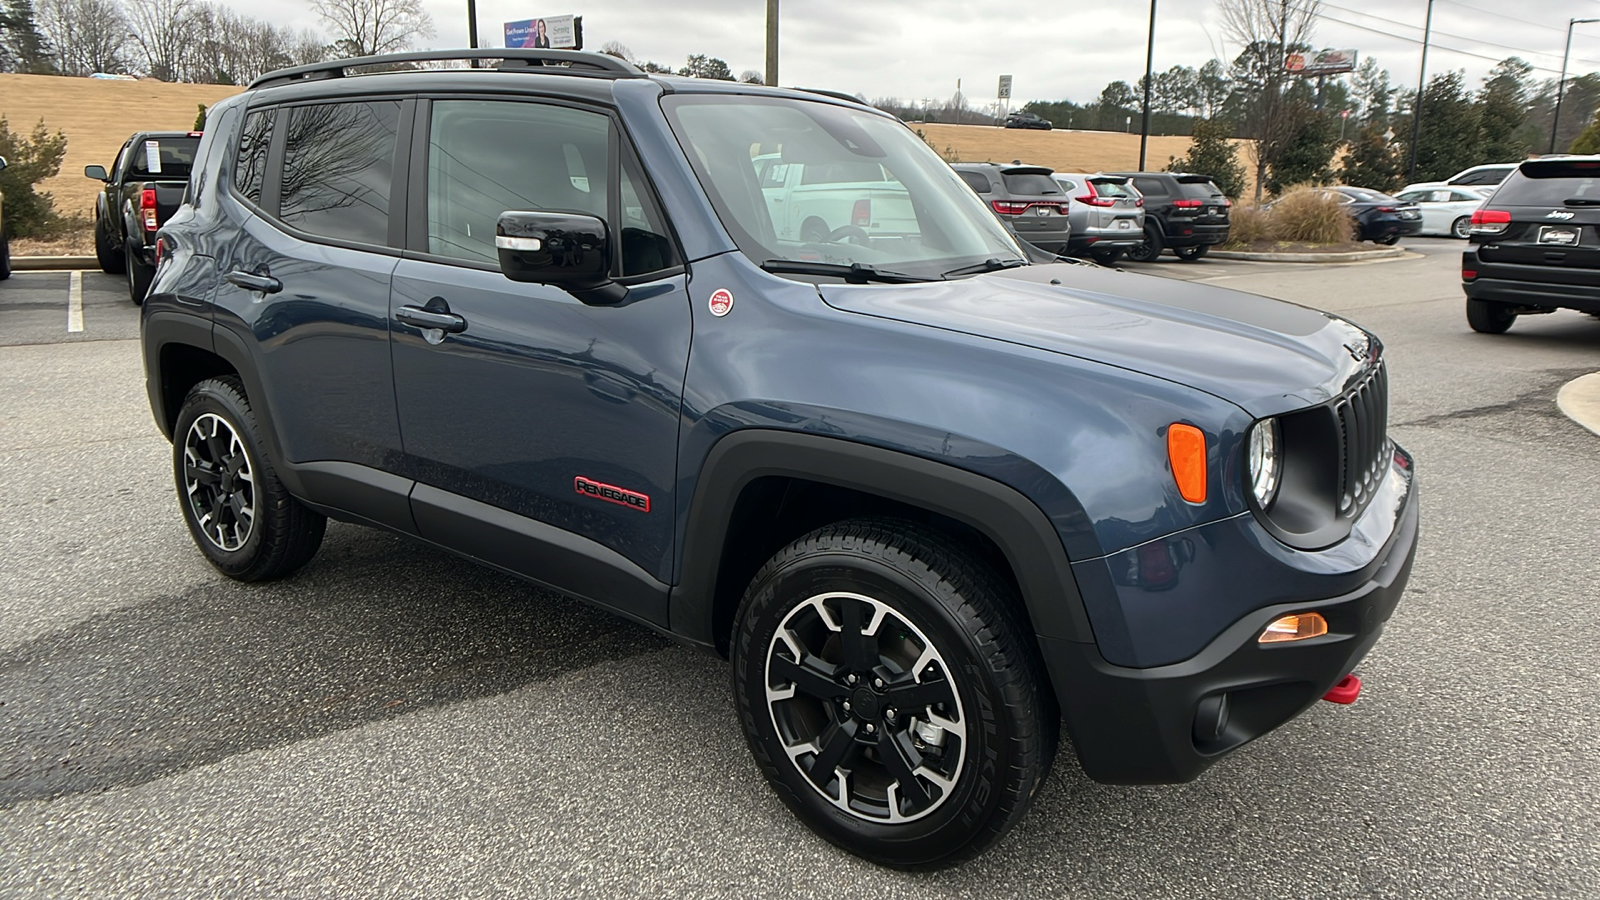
[[142, 309, 216, 439], [669, 429, 1097, 652]]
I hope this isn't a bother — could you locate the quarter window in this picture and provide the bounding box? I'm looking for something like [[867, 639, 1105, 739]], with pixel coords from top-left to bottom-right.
[[278, 100, 402, 246], [234, 109, 273, 206]]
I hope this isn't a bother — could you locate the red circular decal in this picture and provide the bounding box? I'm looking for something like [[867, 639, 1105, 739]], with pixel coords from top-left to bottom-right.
[[708, 288, 734, 317]]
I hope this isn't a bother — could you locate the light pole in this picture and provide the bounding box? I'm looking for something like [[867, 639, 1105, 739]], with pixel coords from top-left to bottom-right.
[[466, 0, 479, 67], [1138, 0, 1156, 170], [1551, 17, 1600, 154]]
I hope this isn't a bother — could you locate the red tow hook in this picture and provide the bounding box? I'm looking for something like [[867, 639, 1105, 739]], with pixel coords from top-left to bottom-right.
[[1322, 674, 1362, 705]]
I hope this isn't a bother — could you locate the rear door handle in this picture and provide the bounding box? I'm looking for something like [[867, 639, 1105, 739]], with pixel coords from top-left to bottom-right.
[[225, 270, 282, 294], [396, 305, 468, 333]]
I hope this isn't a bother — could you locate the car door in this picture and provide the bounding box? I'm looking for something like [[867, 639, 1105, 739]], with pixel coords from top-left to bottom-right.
[[208, 98, 410, 501], [390, 97, 691, 622]]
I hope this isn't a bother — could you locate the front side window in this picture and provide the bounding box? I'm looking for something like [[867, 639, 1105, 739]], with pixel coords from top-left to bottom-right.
[[664, 95, 1021, 278], [426, 99, 609, 264], [278, 100, 402, 246]]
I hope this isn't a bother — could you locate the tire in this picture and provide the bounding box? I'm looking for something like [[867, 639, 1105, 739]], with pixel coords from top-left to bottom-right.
[[1377, 233, 1400, 246], [1126, 224, 1164, 262], [1451, 216, 1471, 239], [800, 217, 830, 243], [173, 376, 325, 581], [1089, 247, 1125, 265], [125, 248, 153, 305], [732, 518, 1057, 868], [1173, 244, 1208, 262], [1466, 297, 1517, 334], [95, 217, 124, 274], [0, 229, 11, 281]]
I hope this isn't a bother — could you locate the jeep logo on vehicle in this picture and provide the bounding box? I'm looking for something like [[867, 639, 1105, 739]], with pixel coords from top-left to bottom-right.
[[1546, 210, 1575, 219], [574, 476, 650, 512]]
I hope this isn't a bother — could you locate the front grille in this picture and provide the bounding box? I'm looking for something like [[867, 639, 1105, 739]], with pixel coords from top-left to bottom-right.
[[1335, 361, 1390, 518]]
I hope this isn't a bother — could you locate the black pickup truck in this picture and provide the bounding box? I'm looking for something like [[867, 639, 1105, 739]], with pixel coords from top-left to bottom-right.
[[86, 131, 201, 303]]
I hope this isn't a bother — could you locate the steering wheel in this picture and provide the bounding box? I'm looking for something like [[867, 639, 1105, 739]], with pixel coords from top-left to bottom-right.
[[825, 225, 871, 247]]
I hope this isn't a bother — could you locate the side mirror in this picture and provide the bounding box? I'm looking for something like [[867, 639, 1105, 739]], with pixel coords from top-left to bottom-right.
[[85, 165, 108, 181], [0, 156, 8, 173], [495, 210, 626, 304]]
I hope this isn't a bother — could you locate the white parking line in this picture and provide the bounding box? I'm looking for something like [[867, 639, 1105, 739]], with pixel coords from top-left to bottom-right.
[[67, 271, 84, 333]]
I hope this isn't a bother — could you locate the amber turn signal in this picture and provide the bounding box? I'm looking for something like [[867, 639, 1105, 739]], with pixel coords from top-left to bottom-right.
[[1166, 423, 1207, 503], [1259, 612, 1329, 643]]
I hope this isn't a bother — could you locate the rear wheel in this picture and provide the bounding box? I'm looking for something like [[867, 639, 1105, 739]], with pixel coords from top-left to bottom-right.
[[126, 248, 153, 305], [1450, 216, 1471, 239], [1466, 298, 1518, 334], [1126, 224, 1164, 262], [1173, 244, 1208, 262], [1377, 233, 1401, 246], [732, 519, 1056, 868], [173, 377, 325, 581], [95, 217, 123, 274], [0, 229, 11, 281], [800, 217, 830, 243]]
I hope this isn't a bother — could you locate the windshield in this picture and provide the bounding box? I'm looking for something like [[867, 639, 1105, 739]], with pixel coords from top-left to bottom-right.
[[663, 95, 1024, 279]]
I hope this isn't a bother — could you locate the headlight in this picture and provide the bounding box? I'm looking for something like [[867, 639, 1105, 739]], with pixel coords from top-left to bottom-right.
[[1248, 418, 1281, 509]]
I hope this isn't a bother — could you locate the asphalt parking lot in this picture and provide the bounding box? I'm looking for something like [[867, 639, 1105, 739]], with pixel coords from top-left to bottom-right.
[[2, 243, 1597, 898]]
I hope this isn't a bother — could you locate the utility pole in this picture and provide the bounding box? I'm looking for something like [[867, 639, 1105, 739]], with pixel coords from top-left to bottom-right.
[[765, 0, 779, 87], [1406, 0, 1434, 182], [1551, 18, 1600, 153], [467, 0, 479, 67], [1138, 0, 1156, 170]]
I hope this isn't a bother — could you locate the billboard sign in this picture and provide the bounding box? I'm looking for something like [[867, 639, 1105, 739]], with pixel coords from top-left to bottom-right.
[[997, 75, 1013, 99], [1286, 48, 1358, 76], [505, 14, 581, 49]]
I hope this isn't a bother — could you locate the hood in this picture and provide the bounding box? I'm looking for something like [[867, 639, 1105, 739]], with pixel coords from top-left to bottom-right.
[[818, 263, 1376, 418]]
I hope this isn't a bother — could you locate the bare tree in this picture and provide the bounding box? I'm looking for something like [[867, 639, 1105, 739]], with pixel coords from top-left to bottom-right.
[[37, 0, 131, 75], [599, 40, 632, 61], [1218, 0, 1321, 199], [312, 0, 433, 57], [125, 0, 202, 81]]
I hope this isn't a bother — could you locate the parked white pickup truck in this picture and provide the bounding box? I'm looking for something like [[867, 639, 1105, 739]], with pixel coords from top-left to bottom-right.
[[755, 155, 918, 243]]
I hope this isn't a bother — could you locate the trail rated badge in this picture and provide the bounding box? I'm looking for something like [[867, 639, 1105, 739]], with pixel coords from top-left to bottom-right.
[[708, 288, 734, 317]]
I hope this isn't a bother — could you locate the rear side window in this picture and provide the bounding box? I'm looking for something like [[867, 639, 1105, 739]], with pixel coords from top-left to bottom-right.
[[958, 170, 990, 194], [1053, 177, 1079, 193], [1000, 172, 1060, 195], [1493, 164, 1600, 205], [1132, 177, 1168, 196], [279, 100, 402, 246], [234, 109, 273, 206], [1453, 167, 1512, 186]]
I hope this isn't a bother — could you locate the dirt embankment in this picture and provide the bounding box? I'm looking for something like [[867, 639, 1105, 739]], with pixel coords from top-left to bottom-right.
[[0, 73, 243, 218]]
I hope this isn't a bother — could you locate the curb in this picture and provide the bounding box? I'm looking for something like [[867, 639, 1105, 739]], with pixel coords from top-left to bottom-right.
[[1207, 247, 1409, 263], [13, 255, 98, 271], [1556, 373, 1600, 438]]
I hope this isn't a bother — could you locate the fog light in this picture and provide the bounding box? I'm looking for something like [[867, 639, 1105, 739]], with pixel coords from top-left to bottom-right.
[[1258, 612, 1328, 643]]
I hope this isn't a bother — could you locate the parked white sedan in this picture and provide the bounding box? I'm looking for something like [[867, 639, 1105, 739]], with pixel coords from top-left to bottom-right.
[[1393, 187, 1490, 238]]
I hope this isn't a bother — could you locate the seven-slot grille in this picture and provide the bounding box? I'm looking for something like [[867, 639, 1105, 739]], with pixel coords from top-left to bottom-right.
[[1336, 360, 1390, 518]]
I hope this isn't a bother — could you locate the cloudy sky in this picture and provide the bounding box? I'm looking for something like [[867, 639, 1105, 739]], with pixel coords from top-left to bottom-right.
[[220, 0, 1600, 105]]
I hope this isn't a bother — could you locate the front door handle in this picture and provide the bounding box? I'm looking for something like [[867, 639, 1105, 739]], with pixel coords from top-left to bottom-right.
[[396, 304, 468, 334], [225, 269, 282, 294]]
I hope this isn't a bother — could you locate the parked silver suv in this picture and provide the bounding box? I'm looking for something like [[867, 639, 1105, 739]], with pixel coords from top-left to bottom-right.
[[1051, 173, 1144, 264]]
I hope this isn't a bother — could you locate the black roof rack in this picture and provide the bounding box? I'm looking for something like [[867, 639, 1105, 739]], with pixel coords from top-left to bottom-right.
[[249, 48, 642, 90]]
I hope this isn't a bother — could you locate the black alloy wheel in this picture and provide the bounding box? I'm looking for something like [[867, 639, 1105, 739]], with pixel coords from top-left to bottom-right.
[[733, 519, 1056, 868], [1126, 224, 1164, 262], [173, 377, 325, 580]]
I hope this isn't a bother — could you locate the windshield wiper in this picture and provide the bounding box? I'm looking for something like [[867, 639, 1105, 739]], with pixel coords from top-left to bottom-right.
[[760, 259, 933, 284], [941, 257, 1029, 278]]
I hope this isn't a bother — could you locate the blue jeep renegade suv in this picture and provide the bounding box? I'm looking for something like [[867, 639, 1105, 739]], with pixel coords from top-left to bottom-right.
[[143, 50, 1418, 867]]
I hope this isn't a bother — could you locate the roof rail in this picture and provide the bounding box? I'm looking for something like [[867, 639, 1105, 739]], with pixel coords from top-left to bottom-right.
[[794, 87, 868, 106], [249, 49, 642, 90]]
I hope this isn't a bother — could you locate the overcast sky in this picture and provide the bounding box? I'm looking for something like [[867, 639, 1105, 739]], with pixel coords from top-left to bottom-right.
[[222, 0, 1600, 105]]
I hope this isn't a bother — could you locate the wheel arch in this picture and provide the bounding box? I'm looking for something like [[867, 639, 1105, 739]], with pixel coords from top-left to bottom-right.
[[669, 429, 1096, 657]]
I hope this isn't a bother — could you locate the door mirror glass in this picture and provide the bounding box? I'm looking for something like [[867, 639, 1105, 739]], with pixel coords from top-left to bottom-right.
[[85, 164, 108, 180], [496, 210, 624, 303]]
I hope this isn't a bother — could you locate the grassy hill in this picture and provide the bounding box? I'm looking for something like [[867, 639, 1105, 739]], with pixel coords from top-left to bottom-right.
[[0, 74, 243, 219]]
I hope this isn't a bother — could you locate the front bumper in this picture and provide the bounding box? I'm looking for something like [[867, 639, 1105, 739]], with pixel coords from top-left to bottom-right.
[[1040, 449, 1419, 785]]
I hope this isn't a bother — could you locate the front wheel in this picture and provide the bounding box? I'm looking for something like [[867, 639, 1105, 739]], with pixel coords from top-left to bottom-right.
[[1377, 233, 1401, 246], [1466, 297, 1517, 334], [732, 519, 1057, 868], [1451, 216, 1471, 239], [173, 377, 326, 580], [1126, 225, 1164, 262], [1173, 244, 1208, 262]]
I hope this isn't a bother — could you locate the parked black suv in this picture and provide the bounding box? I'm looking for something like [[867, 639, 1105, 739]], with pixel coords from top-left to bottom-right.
[[145, 50, 1417, 867], [1110, 172, 1231, 262], [1004, 110, 1053, 130], [1462, 157, 1600, 333]]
